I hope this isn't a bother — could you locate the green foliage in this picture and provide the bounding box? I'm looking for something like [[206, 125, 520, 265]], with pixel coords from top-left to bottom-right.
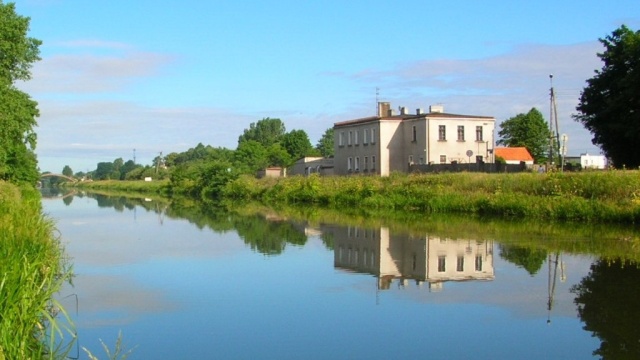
[[0, 2, 41, 84], [62, 165, 73, 177], [574, 25, 640, 168], [234, 140, 269, 173], [498, 244, 547, 275], [497, 108, 550, 163], [238, 117, 286, 147], [94, 162, 115, 180], [316, 127, 334, 158], [281, 129, 314, 160], [572, 259, 640, 358], [223, 171, 640, 224], [0, 182, 73, 359], [0, 3, 41, 185]]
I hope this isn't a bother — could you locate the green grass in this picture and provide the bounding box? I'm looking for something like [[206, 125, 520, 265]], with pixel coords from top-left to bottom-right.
[[0, 182, 73, 359], [221, 170, 640, 224]]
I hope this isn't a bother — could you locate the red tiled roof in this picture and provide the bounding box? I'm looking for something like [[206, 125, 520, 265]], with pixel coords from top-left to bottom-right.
[[494, 147, 534, 161]]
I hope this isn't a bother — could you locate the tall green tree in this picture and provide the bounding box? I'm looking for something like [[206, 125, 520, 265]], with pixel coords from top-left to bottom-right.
[[234, 140, 269, 173], [62, 165, 73, 177], [238, 118, 286, 147], [497, 108, 550, 163], [316, 127, 334, 157], [281, 129, 314, 160], [0, 2, 41, 184], [574, 25, 640, 168]]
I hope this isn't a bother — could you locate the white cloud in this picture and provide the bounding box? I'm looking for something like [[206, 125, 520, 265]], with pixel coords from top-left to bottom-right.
[[23, 51, 174, 93]]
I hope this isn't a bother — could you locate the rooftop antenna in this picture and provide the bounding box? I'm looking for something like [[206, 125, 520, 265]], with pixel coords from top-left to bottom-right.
[[375, 87, 380, 115]]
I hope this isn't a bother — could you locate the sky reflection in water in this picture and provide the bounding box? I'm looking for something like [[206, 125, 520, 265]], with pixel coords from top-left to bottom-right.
[[42, 191, 634, 359]]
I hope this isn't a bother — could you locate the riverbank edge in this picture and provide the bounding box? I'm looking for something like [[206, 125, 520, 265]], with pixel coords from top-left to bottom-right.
[[67, 171, 640, 224], [0, 181, 73, 359]]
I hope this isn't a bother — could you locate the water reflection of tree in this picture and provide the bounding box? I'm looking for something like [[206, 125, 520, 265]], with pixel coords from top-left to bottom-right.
[[498, 244, 547, 275], [571, 259, 640, 359], [234, 215, 307, 255], [62, 195, 73, 206]]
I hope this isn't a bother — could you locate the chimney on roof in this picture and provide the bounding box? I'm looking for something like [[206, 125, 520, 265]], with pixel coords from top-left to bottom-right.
[[399, 106, 408, 115], [377, 102, 390, 117], [416, 108, 423, 115], [429, 105, 444, 113]]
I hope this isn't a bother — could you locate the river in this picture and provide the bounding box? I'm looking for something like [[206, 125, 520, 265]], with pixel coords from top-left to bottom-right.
[[41, 190, 640, 359]]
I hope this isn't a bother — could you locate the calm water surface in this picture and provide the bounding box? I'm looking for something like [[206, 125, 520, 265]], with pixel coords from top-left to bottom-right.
[[41, 191, 640, 359]]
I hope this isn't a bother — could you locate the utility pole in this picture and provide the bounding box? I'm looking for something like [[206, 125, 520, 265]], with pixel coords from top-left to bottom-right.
[[548, 75, 561, 167]]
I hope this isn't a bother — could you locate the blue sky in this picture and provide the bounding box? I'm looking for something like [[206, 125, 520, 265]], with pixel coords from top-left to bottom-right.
[[13, 0, 639, 173]]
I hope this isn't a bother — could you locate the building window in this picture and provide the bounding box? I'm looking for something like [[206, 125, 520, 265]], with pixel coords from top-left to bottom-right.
[[438, 125, 446, 141], [355, 157, 360, 171], [476, 126, 483, 141], [372, 155, 376, 169], [419, 157, 424, 164], [475, 255, 483, 271], [364, 129, 368, 144], [457, 125, 465, 141], [371, 129, 376, 144], [440, 155, 446, 164], [339, 132, 344, 146], [347, 157, 352, 171], [364, 156, 368, 170], [408, 155, 413, 165], [412, 125, 417, 142], [438, 256, 446, 272], [457, 256, 464, 272], [348, 131, 352, 146], [355, 130, 359, 145]]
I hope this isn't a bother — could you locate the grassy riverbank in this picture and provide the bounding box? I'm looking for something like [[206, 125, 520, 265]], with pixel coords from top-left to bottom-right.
[[224, 170, 640, 224], [0, 182, 72, 359], [70, 170, 640, 224]]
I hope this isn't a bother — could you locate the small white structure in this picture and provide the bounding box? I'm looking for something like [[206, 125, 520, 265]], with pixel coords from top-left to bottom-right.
[[580, 153, 607, 169]]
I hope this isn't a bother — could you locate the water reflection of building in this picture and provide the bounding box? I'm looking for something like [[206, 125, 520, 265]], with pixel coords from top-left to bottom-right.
[[332, 226, 494, 291]]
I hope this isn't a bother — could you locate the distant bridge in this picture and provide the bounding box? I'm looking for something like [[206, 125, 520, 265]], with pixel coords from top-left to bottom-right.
[[40, 173, 76, 182]]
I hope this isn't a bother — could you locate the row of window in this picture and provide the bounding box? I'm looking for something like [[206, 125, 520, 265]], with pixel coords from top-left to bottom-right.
[[434, 125, 484, 142], [347, 155, 376, 171], [338, 247, 376, 269], [347, 227, 376, 239], [339, 128, 376, 147], [437, 255, 484, 272]]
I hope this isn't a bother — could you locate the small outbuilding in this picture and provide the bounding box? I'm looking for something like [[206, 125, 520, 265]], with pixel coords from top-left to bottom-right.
[[494, 147, 534, 165]]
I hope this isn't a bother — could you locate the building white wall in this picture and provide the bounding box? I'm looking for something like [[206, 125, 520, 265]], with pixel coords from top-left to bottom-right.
[[333, 106, 495, 175], [427, 117, 494, 164], [580, 153, 607, 169]]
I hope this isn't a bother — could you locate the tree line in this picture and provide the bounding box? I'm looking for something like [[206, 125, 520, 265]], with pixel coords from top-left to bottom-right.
[[50, 118, 335, 187]]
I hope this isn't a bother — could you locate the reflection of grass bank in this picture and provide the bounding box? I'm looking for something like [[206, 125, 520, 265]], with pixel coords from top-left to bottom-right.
[[0, 181, 72, 359], [224, 171, 640, 224], [228, 201, 640, 263], [73, 171, 640, 223], [69, 179, 170, 196]]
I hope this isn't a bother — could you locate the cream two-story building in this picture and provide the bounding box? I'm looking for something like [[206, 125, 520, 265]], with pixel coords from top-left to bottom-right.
[[334, 102, 496, 176]]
